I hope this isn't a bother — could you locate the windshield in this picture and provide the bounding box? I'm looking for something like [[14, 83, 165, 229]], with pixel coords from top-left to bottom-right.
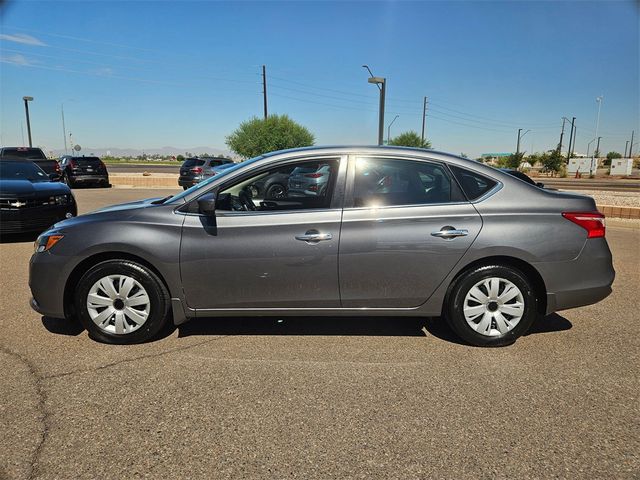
[[167, 156, 263, 203], [0, 161, 50, 182], [1, 148, 47, 160]]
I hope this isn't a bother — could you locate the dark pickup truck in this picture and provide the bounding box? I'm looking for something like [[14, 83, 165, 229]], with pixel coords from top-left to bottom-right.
[[0, 147, 61, 178]]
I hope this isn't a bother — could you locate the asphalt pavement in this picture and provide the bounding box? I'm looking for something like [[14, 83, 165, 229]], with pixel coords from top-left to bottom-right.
[[1, 188, 638, 479]]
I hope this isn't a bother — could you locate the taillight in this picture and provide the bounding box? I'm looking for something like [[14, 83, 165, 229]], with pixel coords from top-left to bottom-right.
[[562, 211, 606, 238], [304, 173, 324, 178], [54, 163, 61, 172], [190, 167, 203, 174]]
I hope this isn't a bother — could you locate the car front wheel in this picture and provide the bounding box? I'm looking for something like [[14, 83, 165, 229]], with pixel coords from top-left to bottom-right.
[[74, 260, 170, 344], [445, 265, 538, 347]]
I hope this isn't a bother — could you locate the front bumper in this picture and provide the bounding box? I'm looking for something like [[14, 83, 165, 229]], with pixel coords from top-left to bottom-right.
[[29, 249, 73, 318], [535, 237, 615, 314]]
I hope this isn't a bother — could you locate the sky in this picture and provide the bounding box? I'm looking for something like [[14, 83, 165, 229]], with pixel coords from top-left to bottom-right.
[[0, 0, 638, 158]]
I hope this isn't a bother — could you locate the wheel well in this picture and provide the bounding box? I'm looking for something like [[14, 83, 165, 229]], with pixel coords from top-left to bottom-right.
[[444, 255, 547, 315], [63, 251, 171, 319]]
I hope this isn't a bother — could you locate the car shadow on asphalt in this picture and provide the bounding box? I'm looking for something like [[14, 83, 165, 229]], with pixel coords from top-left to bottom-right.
[[177, 313, 572, 344], [0, 231, 39, 244], [40, 313, 572, 345]]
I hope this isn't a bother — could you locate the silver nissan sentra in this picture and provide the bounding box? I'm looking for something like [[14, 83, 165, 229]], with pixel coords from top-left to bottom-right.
[[29, 146, 614, 346]]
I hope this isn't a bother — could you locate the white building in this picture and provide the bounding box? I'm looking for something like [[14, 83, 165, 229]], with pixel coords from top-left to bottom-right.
[[610, 158, 633, 176]]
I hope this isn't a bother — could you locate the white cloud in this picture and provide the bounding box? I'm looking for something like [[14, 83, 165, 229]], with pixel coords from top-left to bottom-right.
[[0, 33, 47, 46], [0, 53, 33, 66], [92, 67, 114, 76]]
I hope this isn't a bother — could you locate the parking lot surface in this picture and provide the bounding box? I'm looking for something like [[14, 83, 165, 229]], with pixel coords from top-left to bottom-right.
[[1, 188, 639, 479]]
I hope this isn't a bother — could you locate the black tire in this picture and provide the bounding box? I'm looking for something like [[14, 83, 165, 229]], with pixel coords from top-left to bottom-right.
[[445, 264, 539, 347], [74, 260, 171, 344], [265, 183, 286, 199], [62, 174, 74, 188]]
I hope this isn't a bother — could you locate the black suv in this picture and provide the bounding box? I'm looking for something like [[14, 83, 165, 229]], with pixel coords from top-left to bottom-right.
[[59, 155, 110, 187], [0, 147, 61, 178], [178, 157, 234, 189]]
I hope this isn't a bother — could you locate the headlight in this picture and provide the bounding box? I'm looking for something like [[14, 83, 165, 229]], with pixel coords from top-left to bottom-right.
[[34, 234, 64, 253], [50, 194, 73, 205]]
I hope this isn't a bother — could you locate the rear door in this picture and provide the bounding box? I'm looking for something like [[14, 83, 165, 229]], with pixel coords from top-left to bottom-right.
[[179, 155, 347, 310], [338, 155, 482, 308]]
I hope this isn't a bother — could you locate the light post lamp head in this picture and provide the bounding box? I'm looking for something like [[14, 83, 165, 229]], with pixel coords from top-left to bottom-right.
[[23, 96, 34, 102]]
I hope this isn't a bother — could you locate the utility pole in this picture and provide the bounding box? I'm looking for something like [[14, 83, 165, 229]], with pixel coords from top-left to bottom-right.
[[558, 117, 566, 151], [595, 136, 601, 158], [23, 96, 34, 147], [262, 65, 268, 119], [516, 128, 522, 156], [624, 141, 629, 157], [61, 104, 68, 154], [629, 130, 635, 157], [566, 116, 576, 162], [387, 114, 399, 144], [594, 96, 603, 149], [421, 96, 428, 144]]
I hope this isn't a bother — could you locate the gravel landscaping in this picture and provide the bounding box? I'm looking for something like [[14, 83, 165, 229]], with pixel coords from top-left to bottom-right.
[[569, 190, 640, 208]]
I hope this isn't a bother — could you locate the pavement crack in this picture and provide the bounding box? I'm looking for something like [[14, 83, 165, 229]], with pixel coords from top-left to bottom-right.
[[0, 345, 49, 480], [44, 335, 230, 381]]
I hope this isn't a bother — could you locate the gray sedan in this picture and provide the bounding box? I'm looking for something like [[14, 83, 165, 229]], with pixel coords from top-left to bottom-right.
[[29, 146, 614, 346]]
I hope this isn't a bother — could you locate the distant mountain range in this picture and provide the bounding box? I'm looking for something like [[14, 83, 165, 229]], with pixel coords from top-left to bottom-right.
[[46, 146, 235, 158]]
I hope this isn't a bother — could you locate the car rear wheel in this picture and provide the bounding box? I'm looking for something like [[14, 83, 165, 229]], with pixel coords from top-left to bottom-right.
[[445, 265, 538, 347], [74, 260, 170, 344]]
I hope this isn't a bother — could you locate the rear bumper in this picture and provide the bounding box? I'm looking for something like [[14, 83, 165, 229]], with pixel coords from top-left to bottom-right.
[[70, 175, 109, 183], [178, 177, 201, 187], [535, 238, 615, 314]]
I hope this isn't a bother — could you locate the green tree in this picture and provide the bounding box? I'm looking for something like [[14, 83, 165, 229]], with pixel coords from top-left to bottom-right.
[[540, 150, 564, 176], [505, 152, 524, 169], [226, 114, 314, 159], [604, 151, 622, 166], [388, 131, 432, 148], [176, 154, 185, 162]]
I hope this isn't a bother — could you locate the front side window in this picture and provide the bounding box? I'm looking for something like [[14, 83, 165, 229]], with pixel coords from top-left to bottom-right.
[[352, 157, 463, 208], [216, 158, 339, 212]]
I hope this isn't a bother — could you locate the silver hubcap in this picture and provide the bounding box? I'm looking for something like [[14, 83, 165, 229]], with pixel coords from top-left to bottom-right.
[[463, 277, 525, 337], [86, 275, 150, 335]]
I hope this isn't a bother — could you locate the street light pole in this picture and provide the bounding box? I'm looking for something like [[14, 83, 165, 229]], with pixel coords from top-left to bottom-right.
[[61, 104, 68, 154], [421, 96, 428, 144], [363, 65, 386, 146], [594, 96, 603, 151], [387, 114, 399, 144], [23, 96, 34, 147], [516, 129, 530, 156]]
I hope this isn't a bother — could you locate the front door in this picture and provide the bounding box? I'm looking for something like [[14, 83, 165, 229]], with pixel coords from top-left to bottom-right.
[[339, 155, 482, 308], [180, 156, 345, 310]]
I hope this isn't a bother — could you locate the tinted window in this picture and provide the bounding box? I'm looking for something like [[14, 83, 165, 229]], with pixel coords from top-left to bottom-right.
[[352, 157, 462, 207], [450, 165, 498, 201], [183, 158, 206, 167], [72, 156, 101, 166], [1, 148, 47, 160], [216, 158, 339, 212], [204, 158, 231, 167], [0, 161, 49, 181]]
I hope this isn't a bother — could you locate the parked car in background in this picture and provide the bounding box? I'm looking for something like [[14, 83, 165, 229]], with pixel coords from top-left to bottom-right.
[[0, 147, 61, 178], [0, 159, 76, 234], [59, 155, 110, 188], [500, 168, 544, 188], [29, 146, 614, 347], [178, 157, 234, 189], [247, 166, 294, 199], [287, 163, 332, 197]]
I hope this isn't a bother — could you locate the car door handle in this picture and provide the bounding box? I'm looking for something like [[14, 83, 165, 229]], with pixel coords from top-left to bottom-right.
[[295, 230, 333, 243], [431, 228, 469, 239]]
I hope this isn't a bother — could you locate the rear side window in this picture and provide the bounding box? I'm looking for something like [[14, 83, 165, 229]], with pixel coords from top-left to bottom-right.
[[449, 165, 498, 201], [183, 158, 205, 168], [352, 157, 464, 208]]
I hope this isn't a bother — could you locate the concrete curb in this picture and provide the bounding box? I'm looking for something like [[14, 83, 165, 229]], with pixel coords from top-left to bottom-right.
[[598, 205, 640, 219]]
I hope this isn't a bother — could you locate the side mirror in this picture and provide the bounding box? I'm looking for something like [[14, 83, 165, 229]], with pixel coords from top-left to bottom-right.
[[197, 193, 216, 216], [49, 173, 60, 181]]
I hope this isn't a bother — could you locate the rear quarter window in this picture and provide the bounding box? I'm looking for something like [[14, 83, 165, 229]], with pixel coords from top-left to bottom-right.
[[449, 165, 498, 201]]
